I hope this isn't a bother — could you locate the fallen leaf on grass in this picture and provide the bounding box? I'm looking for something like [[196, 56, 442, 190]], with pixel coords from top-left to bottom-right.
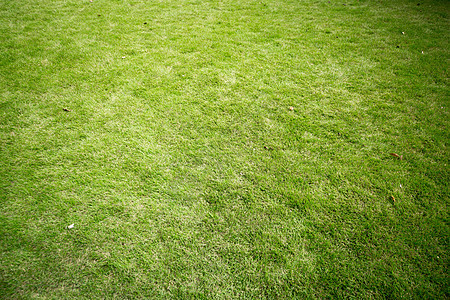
[[63, 108, 72, 112], [390, 153, 403, 160], [390, 195, 396, 203]]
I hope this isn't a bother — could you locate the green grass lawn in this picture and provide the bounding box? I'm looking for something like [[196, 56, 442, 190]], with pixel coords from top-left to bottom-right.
[[0, 0, 448, 298]]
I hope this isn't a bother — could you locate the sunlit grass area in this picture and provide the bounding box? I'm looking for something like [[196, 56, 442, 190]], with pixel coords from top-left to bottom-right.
[[0, 0, 448, 298]]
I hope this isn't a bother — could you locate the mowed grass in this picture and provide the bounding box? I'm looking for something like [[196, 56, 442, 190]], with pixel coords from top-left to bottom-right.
[[0, 0, 448, 298]]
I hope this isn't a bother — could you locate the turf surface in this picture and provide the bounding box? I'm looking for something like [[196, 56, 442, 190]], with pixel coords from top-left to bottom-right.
[[0, 0, 448, 298]]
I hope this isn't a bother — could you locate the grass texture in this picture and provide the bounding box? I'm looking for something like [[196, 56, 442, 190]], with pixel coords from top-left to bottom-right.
[[0, 0, 449, 298]]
